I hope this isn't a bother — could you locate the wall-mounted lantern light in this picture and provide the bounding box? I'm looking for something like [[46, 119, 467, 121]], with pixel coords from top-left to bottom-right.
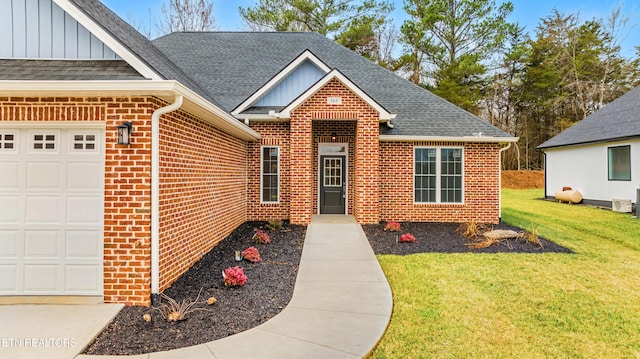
[[330, 132, 337, 142], [117, 122, 133, 145]]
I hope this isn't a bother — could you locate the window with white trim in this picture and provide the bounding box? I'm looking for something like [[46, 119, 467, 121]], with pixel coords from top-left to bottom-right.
[[415, 147, 463, 203], [261, 146, 280, 203], [608, 145, 631, 181], [0, 132, 16, 151]]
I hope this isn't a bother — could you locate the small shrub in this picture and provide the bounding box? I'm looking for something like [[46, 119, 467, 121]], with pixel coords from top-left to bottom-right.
[[150, 289, 207, 322], [519, 229, 544, 248], [266, 219, 283, 231], [384, 221, 401, 232], [223, 266, 247, 287], [253, 230, 271, 244], [242, 246, 262, 263], [399, 233, 416, 243], [456, 221, 490, 240]]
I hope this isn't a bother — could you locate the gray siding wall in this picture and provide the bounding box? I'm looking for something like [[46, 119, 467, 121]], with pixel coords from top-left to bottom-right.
[[255, 60, 325, 107], [0, 0, 119, 59]]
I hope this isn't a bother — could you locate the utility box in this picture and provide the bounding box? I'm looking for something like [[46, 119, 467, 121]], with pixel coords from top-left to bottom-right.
[[612, 199, 632, 213]]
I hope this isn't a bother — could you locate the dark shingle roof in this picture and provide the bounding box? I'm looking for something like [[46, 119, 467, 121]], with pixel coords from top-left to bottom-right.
[[0, 59, 144, 80], [539, 86, 640, 149], [152, 32, 512, 138]]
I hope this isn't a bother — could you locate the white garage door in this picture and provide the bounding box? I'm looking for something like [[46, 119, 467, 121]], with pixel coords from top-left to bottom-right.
[[0, 126, 104, 296]]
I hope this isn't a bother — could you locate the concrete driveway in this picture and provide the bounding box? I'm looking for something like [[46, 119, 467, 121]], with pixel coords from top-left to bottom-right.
[[0, 304, 122, 359]]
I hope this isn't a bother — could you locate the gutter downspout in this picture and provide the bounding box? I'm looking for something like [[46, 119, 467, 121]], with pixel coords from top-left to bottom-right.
[[498, 143, 512, 222], [151, 95, 184, 305]]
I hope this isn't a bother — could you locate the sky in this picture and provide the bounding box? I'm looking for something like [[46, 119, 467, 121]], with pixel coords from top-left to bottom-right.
[[101, 0, 640, 56]]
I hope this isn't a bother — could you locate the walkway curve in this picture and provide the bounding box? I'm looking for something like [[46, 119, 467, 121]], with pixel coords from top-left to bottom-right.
[[78, 215, 393, 359]]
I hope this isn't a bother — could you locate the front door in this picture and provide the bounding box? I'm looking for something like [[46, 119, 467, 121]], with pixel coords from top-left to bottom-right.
[[320, 155, 346, 214]]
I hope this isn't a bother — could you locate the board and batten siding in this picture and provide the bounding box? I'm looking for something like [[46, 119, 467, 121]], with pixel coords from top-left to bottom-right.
[[254, 60, 326, 107], [0, 0, 119, 59], [544, 139, 640, 204]]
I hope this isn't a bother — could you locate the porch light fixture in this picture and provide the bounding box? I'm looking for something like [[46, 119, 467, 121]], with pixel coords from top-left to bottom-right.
[[330, 132, 337, 142], [117, 121, 133, 145]]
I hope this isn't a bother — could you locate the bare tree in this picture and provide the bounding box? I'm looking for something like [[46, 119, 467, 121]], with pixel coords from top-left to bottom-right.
[[159, 0, 216, 34]]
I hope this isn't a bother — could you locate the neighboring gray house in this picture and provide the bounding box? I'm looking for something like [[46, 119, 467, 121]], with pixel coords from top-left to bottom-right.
[[539, 86, 640, 210]]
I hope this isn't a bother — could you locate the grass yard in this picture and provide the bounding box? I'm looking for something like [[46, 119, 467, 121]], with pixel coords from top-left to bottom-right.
[[372, 189, 640, 358]]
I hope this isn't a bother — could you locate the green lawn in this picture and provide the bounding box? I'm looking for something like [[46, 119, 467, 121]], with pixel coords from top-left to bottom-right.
[[372, 189, 640, 358]]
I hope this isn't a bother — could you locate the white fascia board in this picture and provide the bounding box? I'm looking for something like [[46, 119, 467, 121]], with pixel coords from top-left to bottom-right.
[[0, 80, 261, 141], [53, 0, 162, 80], [231, 50, 331, 116], [278, 69, 396, 120], [380, 135, 519, 143]]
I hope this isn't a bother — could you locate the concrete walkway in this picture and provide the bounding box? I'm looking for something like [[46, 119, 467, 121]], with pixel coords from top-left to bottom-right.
[[7, 215, 392, 359]]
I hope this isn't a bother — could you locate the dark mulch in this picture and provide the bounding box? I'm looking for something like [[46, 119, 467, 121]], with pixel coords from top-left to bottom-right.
[[83, 221, 306, 356], [363, 222, 573, 255]]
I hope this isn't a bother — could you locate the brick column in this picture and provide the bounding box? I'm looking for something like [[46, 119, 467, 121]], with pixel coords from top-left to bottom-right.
[[289, 113, 314, 224], [355, 115, 380, 224]]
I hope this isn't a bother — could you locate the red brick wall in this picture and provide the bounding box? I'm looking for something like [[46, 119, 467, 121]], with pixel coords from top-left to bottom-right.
[[157, 102, 248, 292], [379, 141, 501, 224], [247, 122, 290, 221], [0, 96, 153, 306], [289, 78, 380, 224]]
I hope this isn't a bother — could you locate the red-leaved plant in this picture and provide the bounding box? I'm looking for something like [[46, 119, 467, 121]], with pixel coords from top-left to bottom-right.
[[241, 246, 261, 263], [384, 221, 401, 232], [222, 266, 247, 287], [399, 233, 416, 243], [253, 229, 271, 244]]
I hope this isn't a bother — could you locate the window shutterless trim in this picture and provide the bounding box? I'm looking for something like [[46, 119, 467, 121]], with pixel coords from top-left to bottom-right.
[[260, 145, 280, 204], [413, 146, 464, 204], [607, 145, 632, 181]]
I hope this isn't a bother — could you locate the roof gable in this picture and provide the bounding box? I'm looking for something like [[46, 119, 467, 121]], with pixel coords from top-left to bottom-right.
[[278, 69, 395, 121], [0, 0, 119, 60], [232, 50, 330, 115], [539, 86, 640, 149], [52, 0, 160, 79]]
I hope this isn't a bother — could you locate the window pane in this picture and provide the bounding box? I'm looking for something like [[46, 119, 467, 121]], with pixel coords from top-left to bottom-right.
[[261, 147, 279, 202], [608, 146, 631, 181], [441, 148, 463, 203]]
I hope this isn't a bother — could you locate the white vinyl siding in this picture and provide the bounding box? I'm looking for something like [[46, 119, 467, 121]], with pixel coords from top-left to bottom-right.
[[414, 147, 463, 203], [0, 0, 119, 59], [260, 146, 279, 203], [544, 139, 640, 203]]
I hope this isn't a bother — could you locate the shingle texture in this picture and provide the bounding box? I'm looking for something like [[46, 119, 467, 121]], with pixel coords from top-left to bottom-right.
[[152, 32, 512, 138], [539, 86, 640, 149], [0, 59, 144, 80]]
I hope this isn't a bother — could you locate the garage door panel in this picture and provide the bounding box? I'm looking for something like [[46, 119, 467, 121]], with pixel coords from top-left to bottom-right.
[[23, 264, 59, 293], [0, 231, 18, 258], [0, 162, 20, 188], [66, 265, 101, 293], [66, 231, 100, 258], [0, 196, 20, 223], [25, 196, 60, 224], [26, 162, 61, 189], [1, 127, 103, 297], [24, 230, 60, 258], [68, 162, 101, 190], [0, 265, 19, 292], [67, 197, 102, 224]]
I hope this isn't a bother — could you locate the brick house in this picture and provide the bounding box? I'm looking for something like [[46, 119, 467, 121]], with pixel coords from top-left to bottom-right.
[[0, 0, 517, 305]]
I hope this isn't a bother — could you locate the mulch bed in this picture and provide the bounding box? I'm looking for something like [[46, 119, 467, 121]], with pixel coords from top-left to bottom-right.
[[83, 221, 306, 356], [363, 222, 573, 255], [84, 220, 570, 355]]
